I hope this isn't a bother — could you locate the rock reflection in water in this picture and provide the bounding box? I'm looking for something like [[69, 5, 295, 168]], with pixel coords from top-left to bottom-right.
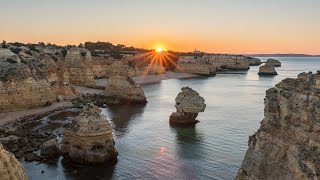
[[102, 105, 146, 137]]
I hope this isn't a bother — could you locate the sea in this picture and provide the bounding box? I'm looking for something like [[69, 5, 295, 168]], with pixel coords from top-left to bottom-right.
[[22, 57, 320, 180]]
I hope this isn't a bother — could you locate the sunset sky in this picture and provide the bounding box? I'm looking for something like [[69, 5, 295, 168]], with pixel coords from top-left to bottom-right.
[[1, 0, 320, 54]]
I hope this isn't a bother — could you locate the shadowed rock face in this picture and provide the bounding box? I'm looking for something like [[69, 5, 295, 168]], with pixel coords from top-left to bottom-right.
[[237, 72, 320, 180], [61, 104, 118, 164], [105, 61, 147, 104], [170, 87, 206, 126], [0, 143, 28, 180], [258, 65, 278, 76]]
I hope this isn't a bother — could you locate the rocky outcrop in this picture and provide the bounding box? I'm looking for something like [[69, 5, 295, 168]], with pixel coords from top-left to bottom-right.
[[40, 139, 59, 158], [170, 87, 206, 126], [266, 58, 281, 67], [178, 54, 256, 71], [175, 63, 216, 76], [92, 57, 117, 79], [64, 48, 95, 86], [237, 72, 320, 180], [248, 57, 262, 66], [105, 61, 147, 104], [0, 77, 56, 112], [0, 143, 28, 180], [258, 65, 278, 76], [61, 104, 118, 164]]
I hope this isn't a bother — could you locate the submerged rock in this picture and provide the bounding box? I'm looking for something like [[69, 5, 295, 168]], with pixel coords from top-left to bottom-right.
[[61, 104, 118, 164], [265, 58, 281, 67], [0, 143, 28, 180], [105, 61, 147, 104], [170, 87, 206, 126], [237, 72, 320, 180], [258, 65, 278, 76]]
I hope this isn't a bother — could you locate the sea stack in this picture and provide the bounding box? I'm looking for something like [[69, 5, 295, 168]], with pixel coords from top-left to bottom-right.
[[258, 65, 278, 76], [265, 58, 281, 67], [170, 87, 206, 126], [237, 72, 320, 179], [0, 143, 28, 180], [61, 104, 118, 164], [105, 61, 147, 104]]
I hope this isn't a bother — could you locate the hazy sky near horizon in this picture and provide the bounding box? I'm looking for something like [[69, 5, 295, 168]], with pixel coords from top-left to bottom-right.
[[1, 0, 320, 54]]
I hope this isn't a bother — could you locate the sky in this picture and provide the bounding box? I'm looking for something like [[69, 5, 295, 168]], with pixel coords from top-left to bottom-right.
[[1, 0, 320, 54]]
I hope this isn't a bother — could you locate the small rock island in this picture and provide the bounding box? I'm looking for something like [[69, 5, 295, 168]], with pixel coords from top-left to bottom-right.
[[266, 58, 281, 67], [258, 65, 278, 76], [61, 104, 118, 164], [170, 87, 206, 126]]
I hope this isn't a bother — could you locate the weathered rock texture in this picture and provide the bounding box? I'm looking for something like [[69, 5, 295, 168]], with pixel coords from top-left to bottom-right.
[[175, 56, 216, 76], [237, 72, 320, 180], [65, 48, 95, 86], [105, 61, 147, 104], [0, 143, 28, 180], [178, 54, 258, 71], [61, 104, 118, 164], [266, 58, 281, 67], [170, 87, 206, 126], [258, 65, 278, 76]]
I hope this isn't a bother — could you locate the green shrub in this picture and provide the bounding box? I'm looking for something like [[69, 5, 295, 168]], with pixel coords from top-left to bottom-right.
[[6, 58, 17, 63], [25, 51, 32, 56], [10, 47, 21, 54]]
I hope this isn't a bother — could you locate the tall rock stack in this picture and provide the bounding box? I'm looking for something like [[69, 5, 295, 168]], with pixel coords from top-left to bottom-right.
[[170, 87, 206, 126], [61, 104, 118, 164], [64, 48, 95, 86], [105, 61, 147, 104], [0, 143, 28, 180], [237, 72, 320, 180]]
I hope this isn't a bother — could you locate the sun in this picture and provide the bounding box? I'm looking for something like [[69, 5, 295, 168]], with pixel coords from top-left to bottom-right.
[[156, 47, 163, 53]]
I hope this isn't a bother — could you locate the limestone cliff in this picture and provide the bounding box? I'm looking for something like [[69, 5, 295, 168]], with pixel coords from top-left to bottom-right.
[[64, 48, 95, 86], [105, 61, 147, 104], [266, 58, 281, 67], [237, 72, 320, 180], [170, 87, 206, 126], [0, 143, 28, 180], [178, 54, 256, 71], [61, 104, 118, 164]]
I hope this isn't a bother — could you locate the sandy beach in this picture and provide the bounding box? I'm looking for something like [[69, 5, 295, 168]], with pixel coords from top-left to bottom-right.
[[0, 102, 73, 126]]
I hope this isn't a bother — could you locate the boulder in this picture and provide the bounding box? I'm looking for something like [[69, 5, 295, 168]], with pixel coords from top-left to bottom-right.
[[258, 65, 278, 76], [40, 139, 59, 158], [236, 72, 320, 180], [266, 58, 281, 67], [170, 87, 206, 126], [0, 143, 28, 180], [105, 61, 147, 104], [61, 104, 118, 164]]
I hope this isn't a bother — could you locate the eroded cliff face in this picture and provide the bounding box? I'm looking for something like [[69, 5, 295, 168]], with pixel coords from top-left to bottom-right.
[[0, 143, 28, 180], [178, 54, 257, 71], [105, 61, 147, 104], [61, 104, 118, 164], [237, 72, 320, 180], [65, 48, 95, 86]]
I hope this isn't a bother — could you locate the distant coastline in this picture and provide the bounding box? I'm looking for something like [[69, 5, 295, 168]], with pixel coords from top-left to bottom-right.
[[243, 54, 320, 57]]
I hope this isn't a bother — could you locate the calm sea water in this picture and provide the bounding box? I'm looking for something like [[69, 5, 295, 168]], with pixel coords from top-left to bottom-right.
[[23, 57, 320, 180]]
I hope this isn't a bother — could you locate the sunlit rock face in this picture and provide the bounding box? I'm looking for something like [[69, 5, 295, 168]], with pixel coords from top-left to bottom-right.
[[105, 61, 147, 104], [61, 104, 118, 164], [178, 54, 256, 71], [170, 87, 206, 126], [237, 72, 320, 180], [258, 65, 278, 75], [65, 48, 95, 86], [0, 143, 28, 180], [266, 58, 281, 67]]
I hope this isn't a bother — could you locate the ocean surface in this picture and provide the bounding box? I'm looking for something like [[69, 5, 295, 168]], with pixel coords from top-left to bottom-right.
[[22, 57, 320, 180]]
